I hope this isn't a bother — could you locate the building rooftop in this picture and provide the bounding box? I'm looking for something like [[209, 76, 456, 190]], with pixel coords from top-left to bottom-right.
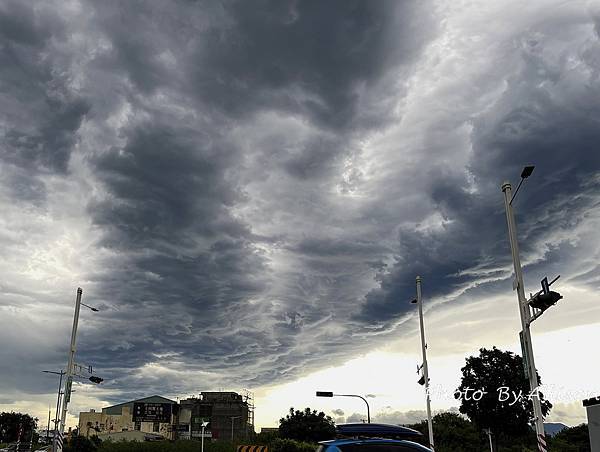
[[103, 395, 177, 415]]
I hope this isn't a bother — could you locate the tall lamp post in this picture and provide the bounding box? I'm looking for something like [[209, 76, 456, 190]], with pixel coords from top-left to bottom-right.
[[42, 370, 65, 452], [201, 421, 209, 452], [57, 288, 98, 452], [316, 392, 370, 423], [411, 276, 434, 451], [502, 166, 552, 452]]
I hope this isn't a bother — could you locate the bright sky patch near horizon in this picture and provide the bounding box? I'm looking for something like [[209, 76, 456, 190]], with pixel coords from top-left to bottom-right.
[[1, 0, 599, 430]]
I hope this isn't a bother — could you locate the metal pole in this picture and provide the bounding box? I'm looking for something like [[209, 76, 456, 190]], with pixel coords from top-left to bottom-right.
[[201, 424, 205, 452], [502, 183, 546, 449], [484, 428, 494, 452], [58, 288, 83, 452], [416, 276, 434, 451], [47, 408, 51, 445], [16, 423, 22, 452], [53, 371, 64, 452], [334, 395, 370, 423]]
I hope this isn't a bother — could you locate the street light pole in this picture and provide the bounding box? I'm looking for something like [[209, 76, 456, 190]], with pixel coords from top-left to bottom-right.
[[42, 370, 65, 452], [201, 421, 208, 452], [58, 288, 83, 452], [316, 392, 370, 423], [46, 407, 51, 445], [415, 276, 434, 451], [502, 181, 547, 450]]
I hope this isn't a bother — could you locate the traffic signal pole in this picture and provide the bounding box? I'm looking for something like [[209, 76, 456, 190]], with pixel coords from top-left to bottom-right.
[[502, 183, 547, 452], [416, 276, 434, 451], [58, 288, 83, 452]]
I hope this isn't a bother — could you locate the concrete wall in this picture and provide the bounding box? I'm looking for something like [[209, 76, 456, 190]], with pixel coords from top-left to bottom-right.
[[79, 405, 174, 439], [587, 403, 600, 452]]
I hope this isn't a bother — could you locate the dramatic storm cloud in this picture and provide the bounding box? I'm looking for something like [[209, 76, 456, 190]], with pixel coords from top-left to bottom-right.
[[1, 0, 599, 426]]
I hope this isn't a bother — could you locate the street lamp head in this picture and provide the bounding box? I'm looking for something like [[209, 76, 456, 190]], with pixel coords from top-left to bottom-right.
[[521, 165, 535, 179], [316, 391, 334, 397], [81, 302, 99, 312]]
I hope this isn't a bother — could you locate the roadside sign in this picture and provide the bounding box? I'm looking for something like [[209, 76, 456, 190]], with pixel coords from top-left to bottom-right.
[[133, 402, 172, 422]]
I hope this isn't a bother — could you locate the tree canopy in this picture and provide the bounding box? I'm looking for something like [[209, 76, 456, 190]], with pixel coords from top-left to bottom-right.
[[0, 411, 38, 443], [455, 347, 552, 439], [408, 412, 486, 452], [279, 407, 336, 443], [548, 424, 591, 451]]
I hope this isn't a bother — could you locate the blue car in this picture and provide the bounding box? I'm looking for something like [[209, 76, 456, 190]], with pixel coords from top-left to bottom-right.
[[316, 423, 433, 452]]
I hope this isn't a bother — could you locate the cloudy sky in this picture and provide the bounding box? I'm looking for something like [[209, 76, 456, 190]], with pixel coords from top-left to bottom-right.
[[1, 0, 600, 431]]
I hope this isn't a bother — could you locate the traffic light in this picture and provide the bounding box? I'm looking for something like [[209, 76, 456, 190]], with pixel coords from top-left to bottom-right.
[[529, 277, 562, 312], [89, 376, 104, 384], [529, 291, 562, 311], [316, 391, 333, 397]]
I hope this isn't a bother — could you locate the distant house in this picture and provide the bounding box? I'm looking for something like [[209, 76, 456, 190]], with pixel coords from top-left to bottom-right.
[[78, 391, 254, 442], [178, 392, 251, 441], [78, 395, 177, 440]]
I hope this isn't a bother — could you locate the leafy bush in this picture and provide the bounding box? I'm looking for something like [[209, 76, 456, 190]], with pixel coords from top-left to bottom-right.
[[64, 435, 101, 452], [279, 407, 335, 443], [548, 424, 590, 452], [269, 438, 316, 452], [97, 439, 239, 452]]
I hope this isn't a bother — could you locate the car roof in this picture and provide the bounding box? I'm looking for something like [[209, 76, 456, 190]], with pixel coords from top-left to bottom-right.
[[321, 438, 411, 446], [336, 423, 423, 438], [319, 438, 432, 451]]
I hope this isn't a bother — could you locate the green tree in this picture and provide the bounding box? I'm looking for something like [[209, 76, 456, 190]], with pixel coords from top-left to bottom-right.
[[279, 407, 335, 443], [0, 412, 38, 443], [64, 434, 101, 452], [455, 347, 551, 446], [270, 438, 317, 452], [255, 429, 280, 445], [548, 424, 590, 452], [408, 412, 487, 452]]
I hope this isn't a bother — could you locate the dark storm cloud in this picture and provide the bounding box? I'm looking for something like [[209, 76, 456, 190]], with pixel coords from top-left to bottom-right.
[[0, 1, 89, 179], [60, 0, 436, 393], [79, 119, 272, 382], [88, 0, 431, 131], [187, 0, 432, 130], [90, 123, 244, 247], [357, 21, 600, 323], [2, 0, 599, 416]]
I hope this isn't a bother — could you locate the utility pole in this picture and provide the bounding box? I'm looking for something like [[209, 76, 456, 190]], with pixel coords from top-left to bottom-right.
[[46, 407, 51, 445], [502, 182, 547, 452], [58, 288, 83, 452], [42, 369, 65, 452], [316, 392, 371, 423], [416, 276, 434, 451], [484, 428, 494, 452]]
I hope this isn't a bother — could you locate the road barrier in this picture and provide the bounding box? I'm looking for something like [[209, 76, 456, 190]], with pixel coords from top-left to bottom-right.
[[237, 446, 268, 452]]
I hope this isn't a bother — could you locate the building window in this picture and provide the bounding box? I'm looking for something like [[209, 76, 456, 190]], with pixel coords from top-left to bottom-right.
[[153, 422, 160, 432]]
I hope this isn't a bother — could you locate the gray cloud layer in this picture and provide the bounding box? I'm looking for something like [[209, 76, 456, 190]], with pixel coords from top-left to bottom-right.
[[1, 0, 599, 409]]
